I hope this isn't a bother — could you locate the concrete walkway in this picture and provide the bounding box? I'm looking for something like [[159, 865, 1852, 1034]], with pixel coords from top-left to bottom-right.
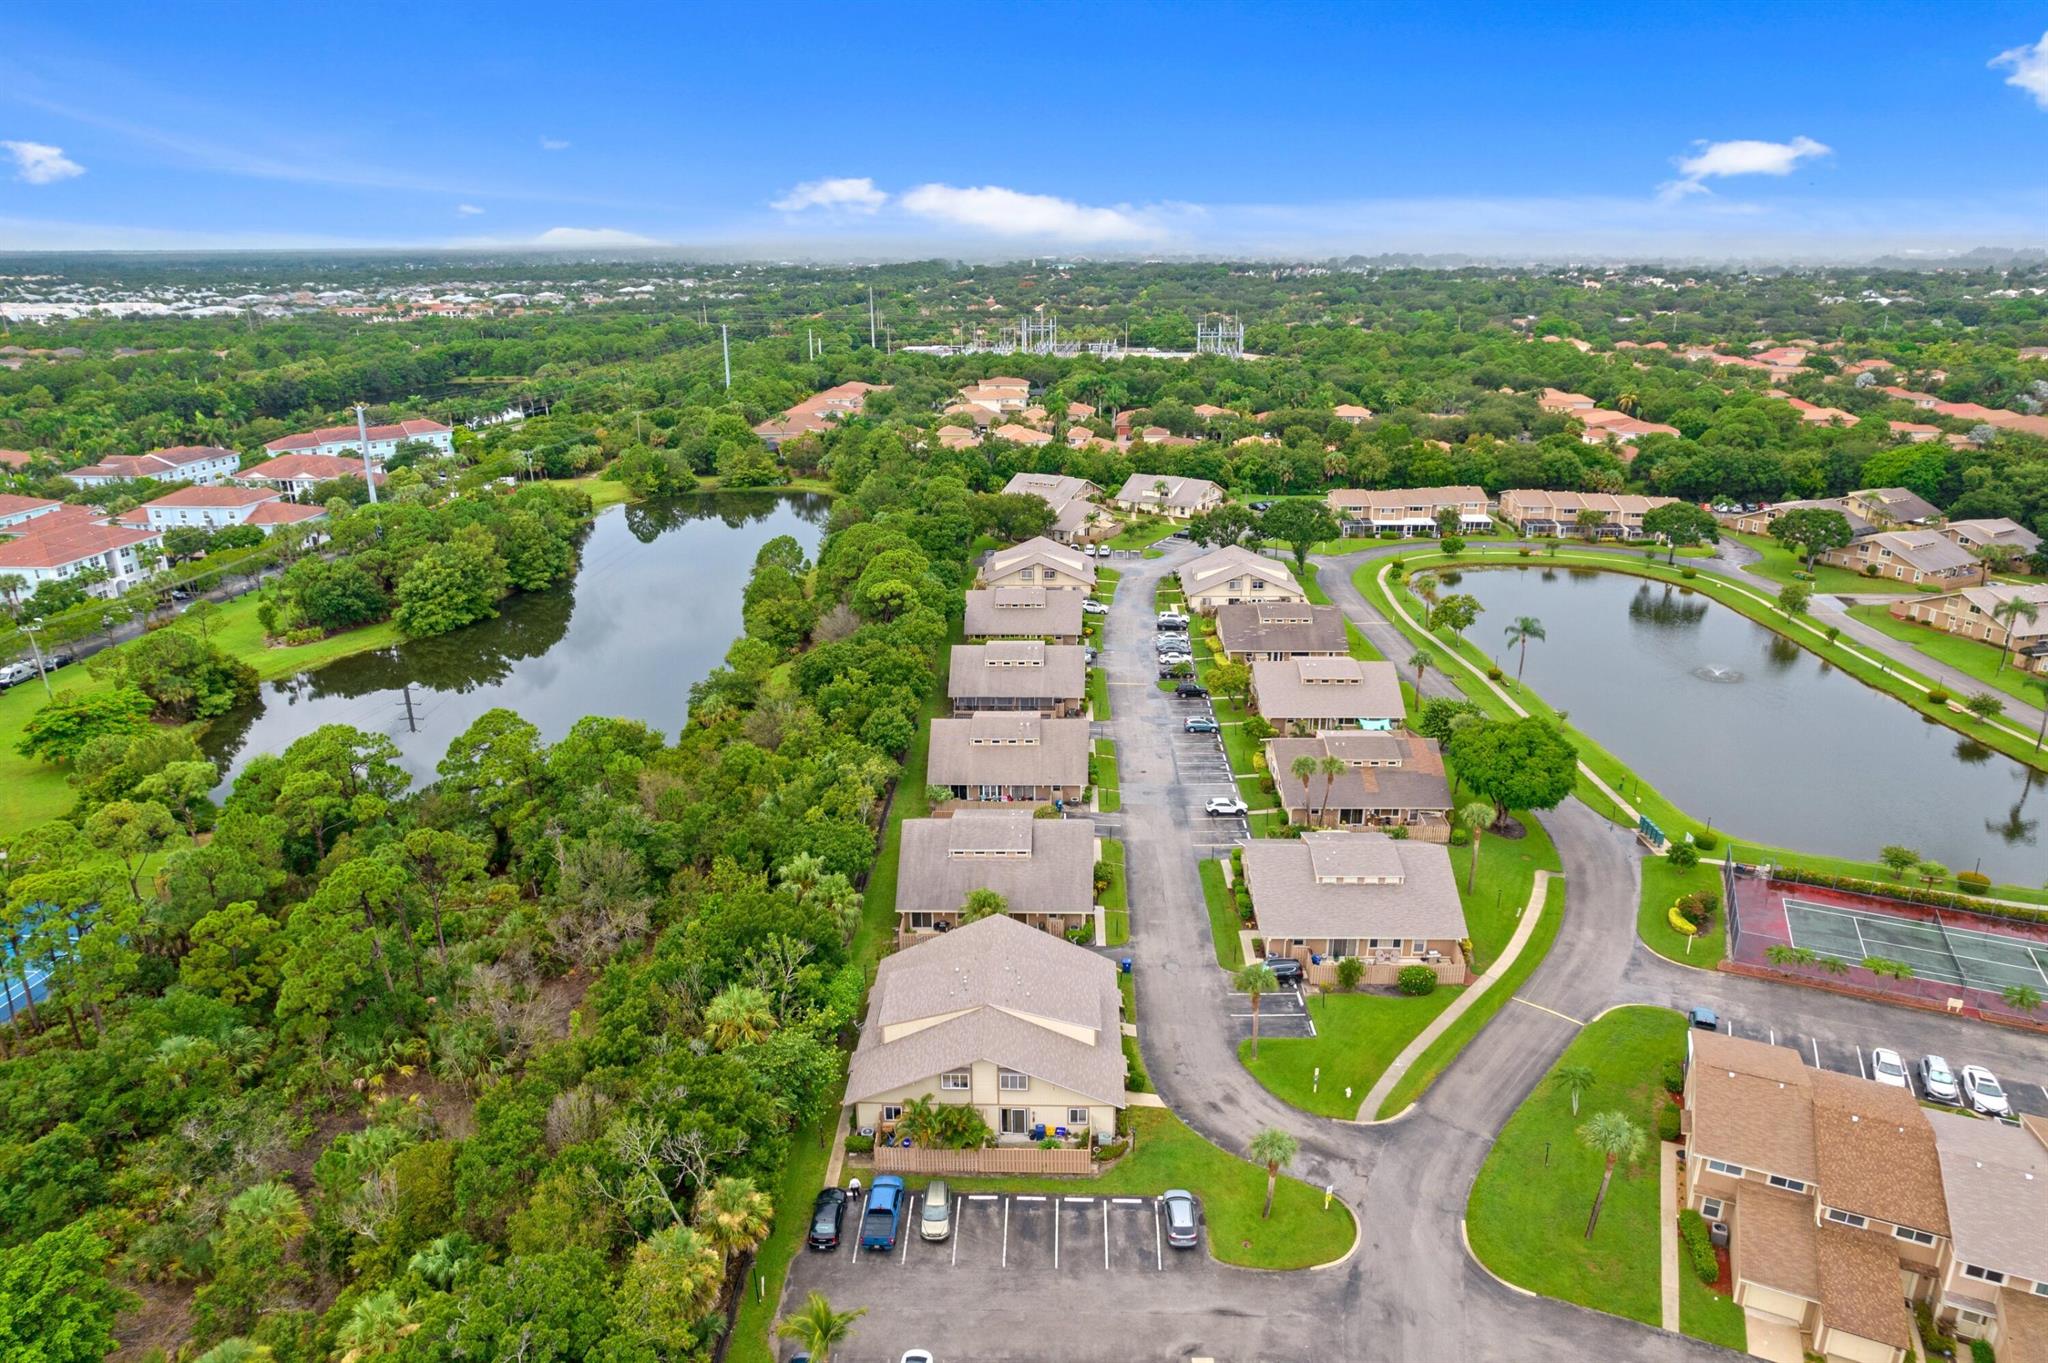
[[1358, 869, 1557, 1118], [1660, 1141, 1681, 1332], [1812, 593, 2047, 732]]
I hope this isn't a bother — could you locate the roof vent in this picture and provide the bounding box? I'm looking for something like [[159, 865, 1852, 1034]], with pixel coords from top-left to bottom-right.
[[1850, 1114, 1860, 1123]]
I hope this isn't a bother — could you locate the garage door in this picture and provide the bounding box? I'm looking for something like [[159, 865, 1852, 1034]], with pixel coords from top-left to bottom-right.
[[1740, 1283, 1812, 1326]]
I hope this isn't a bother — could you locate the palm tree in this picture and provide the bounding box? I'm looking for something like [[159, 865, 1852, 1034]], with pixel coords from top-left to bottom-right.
[[1991, 597, 2040, 672], [1234, 960, 1280, 1059], [1248, 1127, 1299, 1219], [1502, 615, 1546, 681], [334, 1290, 417, 1363], [960, 887, 1008, 923], [1551, 1064, 1595, 1116], [1408, 649, 1433, 692], [1289, 753, 1320, 825], [1459, 801, 1495, 892], [776, 1291, 867, 1363], [635, 1223, 726, 1323], [1318, 755, 1346, 828], [694, 1175, 773, 1268], [1411, 573, 1439, 627], [224, 1180, 307, 1240], [2003, 983, 2042, 1013], [702, 984, 776, 1050], [1577, 1111, 1646, 1239]]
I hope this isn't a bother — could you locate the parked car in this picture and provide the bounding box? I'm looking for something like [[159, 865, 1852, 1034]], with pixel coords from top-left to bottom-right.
[[1961, 1065, 2011, 1117], [45, 651, 72, 670], [1185, 717, 1220, 734], [918, 1179, 953, 1242], [901, 1352, 936, 1363], [859, 1175, 907, 1251], [0, 662, 29, 688], [1249, 501, 1274, 512], [1081, 599, 1109, 616], [1158, 651, 1192, 667], [1917, 1054, 1962, 1105], [1159, 663, 1193, 679], [1263, 956, 1304, 983], [1155, 638, 1190, 655], [1869, 1047, 1910, 1090], [1161, 1189, 1201, 1249], [1205, 795, 1247, 816], [1156, 613, 1189, 629], [1174, 681, 1208, 698], [1686, 1007, 1719, 1032], [806, 1187, 848, 1251]]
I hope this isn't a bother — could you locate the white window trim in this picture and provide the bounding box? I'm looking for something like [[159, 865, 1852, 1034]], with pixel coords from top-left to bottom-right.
[[1825, 1208, 1867, 1229], [880, 1104, 903, 1122], [1699, 1197, 1724, 1221], [1894, 1226, 1936, 1246], [1766, 1174, 1809, 1193], [940, 1070, 970, 1091], [998, 1070, 1029, 1092], [1963, 1264, 2007, 1285], [1704, 1159, 1745, 1178], [1066, 1108, 1089, 1126]]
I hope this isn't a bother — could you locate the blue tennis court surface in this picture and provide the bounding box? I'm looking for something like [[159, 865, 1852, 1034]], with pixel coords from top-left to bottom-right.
[[1784, 897, 2048, 993]]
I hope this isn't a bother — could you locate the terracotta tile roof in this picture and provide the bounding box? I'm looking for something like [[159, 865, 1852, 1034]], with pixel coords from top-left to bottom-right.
[[0, 449, 37, 468], [245, 501, 328, 525], [238, 453, 387, 485], [139, 485, 280, 508], [0, 518, 159, 568], [264, 417, 450, 452], [0, 494, 61, 518]]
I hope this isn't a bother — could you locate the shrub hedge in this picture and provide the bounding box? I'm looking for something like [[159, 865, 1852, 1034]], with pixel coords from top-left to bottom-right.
[[1772, 869, 2048, 927], [1677, 1208, 1718, 1283]]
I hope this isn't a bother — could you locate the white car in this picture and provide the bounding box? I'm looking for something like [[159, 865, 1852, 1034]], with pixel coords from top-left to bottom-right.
[[1156, 612, 1189, 628], [1961, 1065, 2011, 1117], [1158, 651, 1192, 666], [1081, 599, 1110, 616], [1869, 1047, 1909, 1090], [901, 1353, 935, 1363], [1205, 796, 1248, 816]]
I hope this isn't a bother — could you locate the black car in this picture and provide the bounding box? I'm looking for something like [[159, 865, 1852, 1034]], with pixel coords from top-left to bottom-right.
[[1159, 663, 1193, 679], [1263, 956, 1303, 983], [806, 1187, 848, 1250], [1174, 681, 1209, 698]]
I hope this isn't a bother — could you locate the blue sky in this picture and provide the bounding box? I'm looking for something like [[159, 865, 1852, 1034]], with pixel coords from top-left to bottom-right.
[[2, 0, 2046, 258]]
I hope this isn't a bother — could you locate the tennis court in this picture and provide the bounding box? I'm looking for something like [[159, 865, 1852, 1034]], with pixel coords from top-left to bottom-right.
[[1784, 897, 2048, 993]]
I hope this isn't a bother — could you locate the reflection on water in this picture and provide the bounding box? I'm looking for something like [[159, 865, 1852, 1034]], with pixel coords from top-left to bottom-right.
[[1455, 566, 2045, 880], [201, 491, 828, 786]]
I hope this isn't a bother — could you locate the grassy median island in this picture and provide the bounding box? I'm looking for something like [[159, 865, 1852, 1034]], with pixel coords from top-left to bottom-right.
[[1199, 857, 1244, 969], [1243, 987, 1461, 1118], [946, 1107, 1356, 1271], [1100, 838, 1129, 945], [1637, 854, 1729, 968], [1466, 1006, 1683, 1329]]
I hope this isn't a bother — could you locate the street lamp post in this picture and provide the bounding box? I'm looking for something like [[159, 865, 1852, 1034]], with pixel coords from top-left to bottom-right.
[[18, 619, 52, 701], [100, 613, 116, 652]]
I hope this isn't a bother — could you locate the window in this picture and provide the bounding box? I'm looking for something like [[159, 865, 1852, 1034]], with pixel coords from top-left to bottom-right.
[[1766, 1174, 1809, 1194], [1964, 1264, 2007, 1286], [998, 1070, 1028, 1092], [1704, 1159, 1745, 1178], [1067, 1108, 1090, 1126], [1825, 1208, 1867, 1230], [2032, 1281, 2048, 1298], [1698, 1198, 1724, 1221], [880, 1104, 903, 1122], [940, 1070, 970, 1091], [1894, 1226, 1936, 1247]]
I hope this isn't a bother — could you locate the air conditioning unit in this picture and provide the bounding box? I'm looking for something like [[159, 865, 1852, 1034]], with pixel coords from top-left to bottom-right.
[[1709, 1221, 1730, 1250]]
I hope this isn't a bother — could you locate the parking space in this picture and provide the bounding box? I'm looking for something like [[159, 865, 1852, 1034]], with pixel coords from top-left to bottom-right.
[[1224, 982, 1316, 1043], [1699, 1011, 2047, 1118]]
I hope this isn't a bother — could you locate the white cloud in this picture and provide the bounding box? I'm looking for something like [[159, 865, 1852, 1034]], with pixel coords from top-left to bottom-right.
[[456, 203, 484, 216], [1, 140, 84, 184], [531, 226, 659, 247], [898, 183, 1165, 242], [771, 176, 886, 214], [539, 137, 571, 151], [1991, 31, 2048, 108], [1659, 135, 1830, 202]]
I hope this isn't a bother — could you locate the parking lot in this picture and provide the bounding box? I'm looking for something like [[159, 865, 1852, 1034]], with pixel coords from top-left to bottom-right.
[[1224, 980, 1315, 1043], [1164, 696, 1249, 847], [1695, 1008, 2047, 1118]]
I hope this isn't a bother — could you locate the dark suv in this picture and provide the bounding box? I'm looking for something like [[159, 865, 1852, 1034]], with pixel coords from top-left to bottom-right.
[[1263, 956, 1303, 983], [1174, 681, 1209, 698]]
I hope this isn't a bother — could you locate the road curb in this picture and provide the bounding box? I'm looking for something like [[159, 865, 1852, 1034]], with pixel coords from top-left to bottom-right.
[[1460, 1217, 1535, 1298]]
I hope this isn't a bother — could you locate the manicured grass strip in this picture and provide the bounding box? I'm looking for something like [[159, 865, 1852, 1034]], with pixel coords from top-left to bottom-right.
[[1100, 838, 1129, 946], [1344, 619, 1382, 661], [1108, 516, 1182, 551], [1118, 968, 1136, 1023], [1088, 665, 1111, 719], [1303, 563, 1332, 605], [728, 1077, 844, 1363], [1637, 855, 1728, 969], [1725, 530, 1895, 596], [542, 473, 638, 509], [1466, 1005, 1685, 1327], [1460, 813, 1561, 971], [1847, 602, 2045, 709], [1375, 876, 1564, 1118], [1680, 1264, 1749, 1352], [1093, 738, 1121, 813], [946, 1108, 1355, 1271], [1122, 1033, 1152, 1093], [1242, 988, 1462, 1118], [1198, 857, 1245, 970]]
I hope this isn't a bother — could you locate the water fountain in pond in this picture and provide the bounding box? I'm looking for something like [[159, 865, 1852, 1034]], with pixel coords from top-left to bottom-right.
[[1692, 665, 1744, 683]]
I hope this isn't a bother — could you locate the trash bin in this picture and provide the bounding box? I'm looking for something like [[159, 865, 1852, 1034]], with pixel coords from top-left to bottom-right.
[[1120, 958, 1133, 974]]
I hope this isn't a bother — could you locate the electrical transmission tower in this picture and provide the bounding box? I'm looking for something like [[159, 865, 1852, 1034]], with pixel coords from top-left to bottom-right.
[[1194, 314, 1246, 358]]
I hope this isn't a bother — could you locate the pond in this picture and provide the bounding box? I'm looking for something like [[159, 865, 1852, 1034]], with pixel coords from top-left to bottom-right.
[[201, 490, 830, 786], [1446, 565, 2046, 881]]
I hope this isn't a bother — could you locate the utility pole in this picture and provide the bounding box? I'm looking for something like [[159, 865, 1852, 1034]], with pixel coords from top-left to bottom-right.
[[868, 285, 877, 348], [355, 403, 379, 504], [721, 324, 731, 389], [399, 682, 418, 734], [18, 619, 51, 701]]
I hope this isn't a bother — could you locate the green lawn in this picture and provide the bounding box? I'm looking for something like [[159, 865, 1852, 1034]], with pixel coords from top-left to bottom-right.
[[1637, 855, 1728, 968], [1100, 838, 1129, 945], [1376, 876, 1564, 1118], [1242, 987, 1463, 1118], [1094, 566, 1122, 600], [1107, 516, 1182, 551], [1681, 1265, 1749, 1352], [728, 1078, 844, 1363], [1726, 530, 1896, 596], [1092, 738, 1121, 813], [1118, 967, 1136, 1023], [1466, 1006, 1684, 1328], [542, 473, 637, 509], [944, 1107, 1355, 1271], [1459, 813, 1561, 970], [1198, 857, 1245, 969], [1303, 563, 1332, 605], [1847, 603, 2047, 709], [1344, 620, 1382, 662], [1088, 666, 1111, 719]]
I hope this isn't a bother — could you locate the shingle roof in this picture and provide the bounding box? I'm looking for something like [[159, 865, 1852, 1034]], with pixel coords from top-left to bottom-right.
[[1250, 656, 1402, 723], [847, 916, 1125, 1107], [1808, 1071, 1949, 1234], [983, 536, 1095, 585], [1114, 473, 1222, 509], [1178, 545, 1301, 599], [1265, 732, 1453, 815], [1002, 473, 1095, 505], [1241, 832, 1465, 941], [963, 587, 1084, 639], [1865, 529, 1977, 574], [947, 642, 1087, 702], [1816, 1224, 1914, 1349], [1929, 1110, 2048, 1285], [1325, 485, 1487, 516], [1213, 601, 1348, 657], [925, 715, 1091, 789], [1686, 1030, 1817, 1182], [1735, 1185, 1820, 1299], [894, 813, 1094, 917]]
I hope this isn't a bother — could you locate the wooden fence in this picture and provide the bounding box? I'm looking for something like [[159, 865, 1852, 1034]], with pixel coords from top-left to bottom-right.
[[873, 1144, 1093, 1176]]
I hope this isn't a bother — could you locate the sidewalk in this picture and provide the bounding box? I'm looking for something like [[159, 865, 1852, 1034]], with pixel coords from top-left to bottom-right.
[[1358, 869, 1556, 1119], [1659, 1140, 1680, 1332]]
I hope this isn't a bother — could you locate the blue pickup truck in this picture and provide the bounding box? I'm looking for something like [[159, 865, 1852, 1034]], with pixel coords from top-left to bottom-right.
[[859, 1175, 906, 1251]]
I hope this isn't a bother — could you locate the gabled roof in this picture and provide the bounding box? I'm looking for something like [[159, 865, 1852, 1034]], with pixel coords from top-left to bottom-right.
[[1686, 1029, 1816, 1182], [138, 484, 280, 509], [1808, 1071, 1948, 1234], [1929, 1110, 2048, 1285], [1242, 831, 1465, 941], [983, 536, 1094, 583], [947, 641, 1087, 701], [1179, 544, 1301, 598], [1114, 473, 1221, 508], [238, 453, 388, 485], [264, 417, 450, 452], [894, 813, 1094, 917], [1265, 732, 1453, 814], [1863, 529, 1976, 574], [1250, 656, 1402, 721], [925, 714, 1091, 789], [963, 587, 1084, 639], [1213, 600, 1347, 656]]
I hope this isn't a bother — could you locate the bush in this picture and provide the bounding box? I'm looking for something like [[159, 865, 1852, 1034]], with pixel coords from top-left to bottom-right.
[[1957, 870, 1992, 894], [1667, 906, 1699, 936], [1336, 957, 1365, 991], [1657, 1103, 1682, 1144], [1517, 546, 1533, 557], [1774, 867, 2048, 926], [1662, 1059, 1686, 1095], [845, 1133, 874, 1154], [1917, 1302, 1959, 1359], [1485, 665, 1504, 681], [1667, 843, 1700, 870], [1925, 687, 1951, 706], [1680, 566, 1697, 580], [1971, 1338, 1998, 1363], [1692, 829, 1720, 853], [1448, 827, 1469, 846], [1396, 965, 1438, 996], [1678, 1209, 1718, 1283]]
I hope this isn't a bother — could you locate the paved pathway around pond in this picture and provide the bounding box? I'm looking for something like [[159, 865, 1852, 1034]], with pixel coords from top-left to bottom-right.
[[1811, 593, 2048, 733]]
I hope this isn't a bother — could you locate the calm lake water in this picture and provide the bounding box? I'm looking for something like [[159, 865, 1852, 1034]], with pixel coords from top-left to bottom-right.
[[1448, 566, 2046, 881], [201, 491, 829, 786]]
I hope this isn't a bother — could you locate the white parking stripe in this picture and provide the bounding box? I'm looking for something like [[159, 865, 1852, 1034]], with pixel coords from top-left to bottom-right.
[[1104, 1201, 1111, 1269], [1155, 1202, 1164, 1271], [1065, 1195, 1093, 1203], [1054, 1200, 1060, 1269], [968, 1194, 999, 1201], [1810, 1036, 1820, 1068], [1112, 1196, 1145, 1204], [1002, 1197, 1010, 1269], [1856, 1047, 1867, 1079], [901, 1198, 912, 1264]]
